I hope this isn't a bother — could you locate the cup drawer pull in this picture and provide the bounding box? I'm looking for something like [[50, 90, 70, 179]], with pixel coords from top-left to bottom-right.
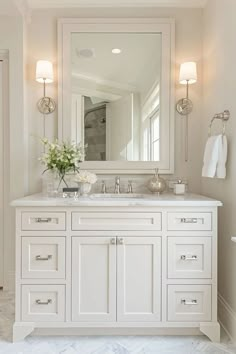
[[35, 299, 52, 305], [181, 299, 198, 305], [180, 218, 198, 224], [35, 218, 52, 223], [35, 255, 53, 261], [180, 255, 198, 261]]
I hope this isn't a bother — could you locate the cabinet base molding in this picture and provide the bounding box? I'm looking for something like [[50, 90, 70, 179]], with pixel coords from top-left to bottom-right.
[[13, 322, 35, 342], [13, 321, 221, 342], [19, 325, 204, 339], [200, 322, 220, 343]]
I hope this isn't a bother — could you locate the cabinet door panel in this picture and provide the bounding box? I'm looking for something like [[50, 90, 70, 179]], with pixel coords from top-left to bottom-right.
[[117, 237, 161, 322], [72, 237, 116, 322]]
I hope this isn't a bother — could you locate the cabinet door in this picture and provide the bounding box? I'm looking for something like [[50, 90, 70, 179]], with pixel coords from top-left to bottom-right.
[[117, 237, 161, 322], [72, 237, 116, 322]]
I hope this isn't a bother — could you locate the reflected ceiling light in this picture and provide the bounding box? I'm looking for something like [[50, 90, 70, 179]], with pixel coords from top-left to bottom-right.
[[112, 48, 122, 54]]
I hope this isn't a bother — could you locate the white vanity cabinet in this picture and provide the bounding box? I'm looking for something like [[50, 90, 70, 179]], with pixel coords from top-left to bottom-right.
[[12, 194, 222, 342]]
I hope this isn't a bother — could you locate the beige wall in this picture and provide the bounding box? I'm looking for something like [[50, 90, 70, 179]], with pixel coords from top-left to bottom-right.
[[26, 7, 203, 193], [202, 0, 236, 340]]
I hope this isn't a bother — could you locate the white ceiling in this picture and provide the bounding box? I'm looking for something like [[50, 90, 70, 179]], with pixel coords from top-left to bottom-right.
[[71, 32, 161, 98], [27, 0, 207, 9]]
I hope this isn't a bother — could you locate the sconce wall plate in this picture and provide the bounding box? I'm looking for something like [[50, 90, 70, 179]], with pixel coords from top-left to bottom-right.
[[176, 98, 193, 116], [37, 96, 56, 115]]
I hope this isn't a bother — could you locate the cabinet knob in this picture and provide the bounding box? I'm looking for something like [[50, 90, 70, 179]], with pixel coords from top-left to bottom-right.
[[118, 238, 124, 245], [110, 238, 116, 245]]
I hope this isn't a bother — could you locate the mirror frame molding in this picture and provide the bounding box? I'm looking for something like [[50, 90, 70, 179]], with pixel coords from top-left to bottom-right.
[[58, 18, 175, 174]]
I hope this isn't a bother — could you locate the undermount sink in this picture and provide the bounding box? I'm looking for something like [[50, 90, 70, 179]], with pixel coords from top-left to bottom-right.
[[89, 193, 150, 199]]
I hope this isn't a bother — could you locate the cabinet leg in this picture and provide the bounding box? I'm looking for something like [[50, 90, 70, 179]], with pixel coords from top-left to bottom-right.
[[200, 322, 220, 343], [13, 322, 35, 342]]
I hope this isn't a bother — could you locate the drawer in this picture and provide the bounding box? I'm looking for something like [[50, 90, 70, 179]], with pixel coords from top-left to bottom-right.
[[167, 285, 212, 322], [21, 285, 65, 322], [21, 212, 66, 231], [71, 212, 162, 231], [21, 237, 66, 279], [167, 237, 212, 279], [167, 212, 212, 231]]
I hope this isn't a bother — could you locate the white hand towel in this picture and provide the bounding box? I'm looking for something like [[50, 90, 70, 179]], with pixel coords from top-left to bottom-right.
[[216, 135, 227, 178], [202, 135, 221, 178]]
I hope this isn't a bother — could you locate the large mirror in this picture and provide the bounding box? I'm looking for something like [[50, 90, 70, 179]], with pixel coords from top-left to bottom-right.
[[71, 32, 161, 162], [58, 19, 175, 173]]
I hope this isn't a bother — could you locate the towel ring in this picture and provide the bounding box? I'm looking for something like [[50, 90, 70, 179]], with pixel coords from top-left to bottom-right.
[[208, 110, 230, 136]]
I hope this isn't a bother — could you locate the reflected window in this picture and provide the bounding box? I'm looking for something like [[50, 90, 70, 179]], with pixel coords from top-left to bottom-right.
[[142, 84, 160, 161]]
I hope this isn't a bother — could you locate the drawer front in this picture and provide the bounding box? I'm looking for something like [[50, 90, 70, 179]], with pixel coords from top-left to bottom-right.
[[21, 285, 65, 322], [21, 212, 66, 231], [167, 285, 212, 322], [21, 237, 66, 279], [72, 212, 162, 231], [167, 212, 212, 231], [167, 237, 212, 279]]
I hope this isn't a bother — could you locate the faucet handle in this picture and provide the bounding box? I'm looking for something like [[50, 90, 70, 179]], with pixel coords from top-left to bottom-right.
[[127, 180, 133, 194], [101, 180, 106, 194], [115, 176, 120, 183], [114, 176, 120, 194]]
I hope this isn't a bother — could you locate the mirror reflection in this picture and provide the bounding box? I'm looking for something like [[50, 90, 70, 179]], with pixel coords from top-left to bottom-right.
[[71, 33, 161, 161]]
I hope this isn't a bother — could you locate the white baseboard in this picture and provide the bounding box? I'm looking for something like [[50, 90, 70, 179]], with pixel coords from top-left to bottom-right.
[[4, 270, 15, 291], [218, 293, 236, 343]]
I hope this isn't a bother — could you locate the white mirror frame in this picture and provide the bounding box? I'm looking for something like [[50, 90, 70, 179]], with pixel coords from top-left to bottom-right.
[[58, 18, 175, 174]]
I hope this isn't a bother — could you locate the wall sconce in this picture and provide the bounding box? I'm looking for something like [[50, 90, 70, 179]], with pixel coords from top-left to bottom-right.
[[36, 60, 56, 114], [176, 62, 197, 162]]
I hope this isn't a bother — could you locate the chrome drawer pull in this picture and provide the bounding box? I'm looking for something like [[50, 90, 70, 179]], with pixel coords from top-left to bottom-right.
[[118, 238, 124, 245], [110, 238, 116, 245], [36, 299, 52, 305], [35, 218, 52, 223], [180, 255, 198, 261], [35, 255, 52, 261], [181, 299, 198, 305], [180, 218, 198, 224]]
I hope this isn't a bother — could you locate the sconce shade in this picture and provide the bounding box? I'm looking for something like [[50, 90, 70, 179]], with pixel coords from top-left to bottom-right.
[[179, 62, 197, 85], [36, 60, 54, 83]]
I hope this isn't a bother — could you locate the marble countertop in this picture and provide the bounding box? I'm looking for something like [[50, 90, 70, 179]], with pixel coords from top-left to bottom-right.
[[11, 193, 222, 207]]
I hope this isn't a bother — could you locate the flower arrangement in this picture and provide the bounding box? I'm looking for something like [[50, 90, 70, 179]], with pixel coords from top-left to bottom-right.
[[74, 171, 97, 185], [39, 138, 86, 189]]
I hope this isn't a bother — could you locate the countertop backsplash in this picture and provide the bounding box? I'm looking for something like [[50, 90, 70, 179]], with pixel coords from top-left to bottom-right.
[[86, 175, 189, 194]]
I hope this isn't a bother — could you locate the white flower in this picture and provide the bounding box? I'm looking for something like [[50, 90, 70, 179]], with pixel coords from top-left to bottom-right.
[[74, 171, 97, 184]]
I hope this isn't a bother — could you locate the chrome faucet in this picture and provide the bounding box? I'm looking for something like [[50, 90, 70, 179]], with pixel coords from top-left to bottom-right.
[[114, 176, 120, 194], [101, 180, 107, 194], [127, 180, 133, 194]]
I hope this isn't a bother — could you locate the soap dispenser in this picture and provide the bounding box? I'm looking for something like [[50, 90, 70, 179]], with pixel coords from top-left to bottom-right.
[[174, 179, 186, 195]]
